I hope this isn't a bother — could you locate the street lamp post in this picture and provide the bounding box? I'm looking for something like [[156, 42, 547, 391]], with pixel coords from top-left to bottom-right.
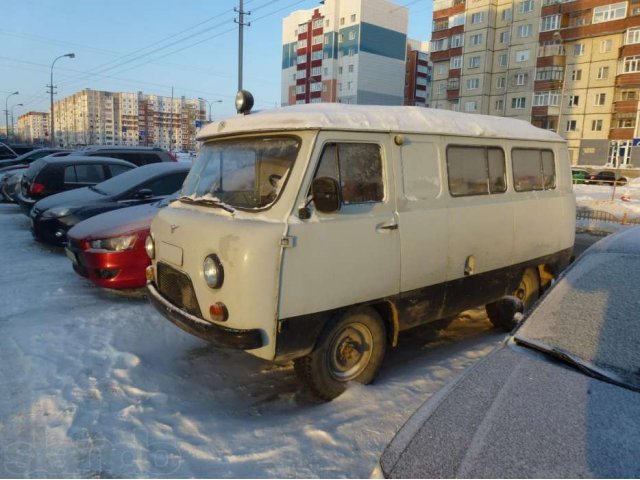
[[4, 91, 18, 143], [198, 98, 223, 122], [49, 53, 75, 147], [10, 103, 23, 142]]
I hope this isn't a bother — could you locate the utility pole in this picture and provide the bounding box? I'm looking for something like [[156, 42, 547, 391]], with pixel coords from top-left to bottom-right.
[[234, 0, 251, 91], [169, 86, 174, 154], [48, 53, 75, 147]]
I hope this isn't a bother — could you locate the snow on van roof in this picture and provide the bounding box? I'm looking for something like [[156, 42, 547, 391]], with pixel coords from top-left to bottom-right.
[[197, 104, 564, 142]]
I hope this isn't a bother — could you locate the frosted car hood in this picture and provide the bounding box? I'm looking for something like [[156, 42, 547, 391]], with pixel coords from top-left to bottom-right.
[[68, 202, 161, 241]]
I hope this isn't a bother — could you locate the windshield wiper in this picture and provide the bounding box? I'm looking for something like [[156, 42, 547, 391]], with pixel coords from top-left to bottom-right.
[[514, 337, 639, 392], [178, 195, 235, 213], [89, 185, 106, 194]]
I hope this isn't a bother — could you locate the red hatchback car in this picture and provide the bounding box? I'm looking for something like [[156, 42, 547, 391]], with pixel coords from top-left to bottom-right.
[[65, 197, 171, 289]]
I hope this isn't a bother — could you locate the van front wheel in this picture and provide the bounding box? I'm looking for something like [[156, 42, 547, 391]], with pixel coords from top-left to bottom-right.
[[486, 267, 540, 331], [294, 307, 387, 401]]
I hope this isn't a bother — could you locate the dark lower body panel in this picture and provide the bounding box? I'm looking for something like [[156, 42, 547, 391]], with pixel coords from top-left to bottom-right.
[[274, 247, 573, 361]]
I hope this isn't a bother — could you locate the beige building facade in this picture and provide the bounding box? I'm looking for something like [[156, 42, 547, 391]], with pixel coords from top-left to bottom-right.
[[53, 89, 206, 151], [16, 111, 50, 145]]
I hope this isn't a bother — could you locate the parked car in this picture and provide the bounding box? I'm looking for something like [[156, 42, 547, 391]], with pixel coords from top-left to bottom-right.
[[571, 168, 590, 184], [377, 226, 640, 478], [66, 195, 176, 289], [145, 99, 575, 401], [0, 148, 70, 171], [0, 142, 16, 161], [16, 156, 136, 215], [31, 163, 190, 246], [585, 170, 627, 185], [71, 146, 177, 165], [8, 144, 36, 156]]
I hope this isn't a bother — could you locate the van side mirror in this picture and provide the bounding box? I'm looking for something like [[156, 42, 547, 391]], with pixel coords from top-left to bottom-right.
[[134, 188, 154, 199], [312, 177, 341, 213]]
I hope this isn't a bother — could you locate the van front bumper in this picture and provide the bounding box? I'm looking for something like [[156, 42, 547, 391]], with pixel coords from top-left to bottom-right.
[[146, 281, 264, 350]]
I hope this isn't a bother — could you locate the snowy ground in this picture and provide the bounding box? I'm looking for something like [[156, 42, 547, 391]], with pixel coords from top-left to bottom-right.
[[0, 203, 504, 478]]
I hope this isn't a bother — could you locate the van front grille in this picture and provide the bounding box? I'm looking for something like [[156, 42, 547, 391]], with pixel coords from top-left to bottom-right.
[[156, 262, 202, 317]]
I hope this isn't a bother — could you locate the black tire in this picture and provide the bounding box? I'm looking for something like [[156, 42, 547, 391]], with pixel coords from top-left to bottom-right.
[[486, 267, 540, 331], [294, 307, 387, 401]]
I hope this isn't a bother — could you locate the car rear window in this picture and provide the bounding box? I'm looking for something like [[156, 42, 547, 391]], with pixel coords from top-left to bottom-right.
[[24, 159, 48, 180]]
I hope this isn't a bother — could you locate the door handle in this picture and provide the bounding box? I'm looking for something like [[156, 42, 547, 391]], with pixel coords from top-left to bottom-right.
[[376, 222, 398, 232]]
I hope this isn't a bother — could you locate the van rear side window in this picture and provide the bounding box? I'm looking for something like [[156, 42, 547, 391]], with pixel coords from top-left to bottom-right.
[[512, 148, 556, 191], [446, 146, 506, 197], [316, 142, 384, 204]]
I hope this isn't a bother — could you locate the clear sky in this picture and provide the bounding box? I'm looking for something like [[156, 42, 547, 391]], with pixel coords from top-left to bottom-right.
[[1, 0, 433, 127]]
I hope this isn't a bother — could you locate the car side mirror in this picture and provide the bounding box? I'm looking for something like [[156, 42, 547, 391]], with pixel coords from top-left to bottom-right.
[[311, 177, 342, 214], [134, 188, 153, 199]]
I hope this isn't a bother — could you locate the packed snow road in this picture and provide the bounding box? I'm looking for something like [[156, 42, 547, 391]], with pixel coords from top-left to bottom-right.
[[0, 203, 504, 478]]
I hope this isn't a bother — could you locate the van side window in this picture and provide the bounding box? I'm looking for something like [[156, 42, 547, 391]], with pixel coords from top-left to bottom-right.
[[512, 148, 556, 192], [446, 146, 506, 196], [401, 142, 440, 200], [315, 142, 384, 204]]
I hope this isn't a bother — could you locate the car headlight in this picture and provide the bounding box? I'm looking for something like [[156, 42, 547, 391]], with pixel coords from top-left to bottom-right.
[[90, 234, 138, 252], [203, 254, 224, 289], [145, 235, 155, 259], [42, 207, 74, 218]]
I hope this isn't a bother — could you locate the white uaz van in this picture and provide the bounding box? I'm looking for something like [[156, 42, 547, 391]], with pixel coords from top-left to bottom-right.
[[145, 100, 575, 400]]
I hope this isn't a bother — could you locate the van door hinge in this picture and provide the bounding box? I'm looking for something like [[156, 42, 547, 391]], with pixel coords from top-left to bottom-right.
[[280, 236, 296, 248]]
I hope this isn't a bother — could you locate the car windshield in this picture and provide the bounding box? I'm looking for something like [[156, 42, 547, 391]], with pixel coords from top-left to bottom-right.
[[514, 252, 640, 391], [180, 136, 300, 210]]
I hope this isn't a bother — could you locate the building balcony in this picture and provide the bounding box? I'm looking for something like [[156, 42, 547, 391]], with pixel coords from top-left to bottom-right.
[[447, 89, 460, 100], [616, 73, 640, 86], [534, 80, 563, 91], [613, 99, 639, 113], [609, 127, 635, 140], [537, 44, 565, 58]]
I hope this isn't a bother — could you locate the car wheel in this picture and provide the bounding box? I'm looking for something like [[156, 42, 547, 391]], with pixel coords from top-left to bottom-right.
[[294, 307, 387, 401], [486, 267, 540, 331]]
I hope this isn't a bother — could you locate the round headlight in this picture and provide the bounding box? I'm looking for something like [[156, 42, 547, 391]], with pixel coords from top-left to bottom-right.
[[235, 90, 254, 115], [145, 235, 155, 259], [203, 254, 224, 289]]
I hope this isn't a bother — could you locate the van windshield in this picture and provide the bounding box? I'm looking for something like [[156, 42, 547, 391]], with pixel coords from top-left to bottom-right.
[[180, 136, 300, 210]]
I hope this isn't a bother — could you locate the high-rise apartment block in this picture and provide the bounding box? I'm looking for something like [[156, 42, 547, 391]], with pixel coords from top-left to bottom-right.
[[52, 89, 206, 151], [405, 39, 432, 106], [430, 0, 640, 166], [281, 0, 409, 106], [16, 112, 50, 145]]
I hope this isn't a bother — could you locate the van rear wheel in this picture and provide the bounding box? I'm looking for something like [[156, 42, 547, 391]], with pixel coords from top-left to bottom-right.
[[486, 267, 540, 331], [294, 307, 387, 401]]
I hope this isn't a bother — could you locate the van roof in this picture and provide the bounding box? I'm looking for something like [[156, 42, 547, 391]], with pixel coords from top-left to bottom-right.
[[197, 104, 564, 143]]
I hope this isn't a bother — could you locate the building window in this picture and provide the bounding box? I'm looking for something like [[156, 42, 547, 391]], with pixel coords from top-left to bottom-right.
[[311, 66, 322, 76], [574, 44, 585, 56], [351, 14, 356, 22], [618, 117, 635, 128], [533, 90, 560, 106], [593, 2, 627, 23], [471, 12, 484, 24], [571, 69, 582, 81], [594, 93, 607, 105], [348, 64, 354, 73], [432, 37, 448, 51], [297, 54, 306, 64], [536, 67, 563, 80], [348, 47, 355, 56], [516, 73, 528, 85], [592, 119, 603, 131], [597, 66, 609, 79], [512, 97, 526, 109], [464, 101, 478, 112], [450, 13, 465, 27], [600, 39, 613, 53], [299, 23, 308, 33], [311, 50, 323, 60], [313, 35, 323, 45], [568, 95, 580, 106], [470, 33, 483, 46], [469, 56, 481, 68], [297, 39, 307, 49], [566, 120, 577, 131], [451, 34, 464, 47], [540, 14, 560, 31], [349, 31, 356, 40], [501, 8, 512, 21], [338, 66, 343, 74], [437, 64, 446, 75], [296, 84, 306, 94], [497, 76, 506, 88], [623, 55, 640, 73], [450, 56, 462, 68], [313, 18, 323, 29], [626, 27, 640, 45], [495, 99, 504, 110], [622, 90, 638, 100], [515, 50, 530, 62], [519, 0, 534, 13], [339, 33, 345, 42], [499, 31, 510, 43], [498, 54, 508, 67], [517, 24, 532, 38], [467, 78, 480, 89], [340, 17, 345, 25], [310, 82, 322, 92]]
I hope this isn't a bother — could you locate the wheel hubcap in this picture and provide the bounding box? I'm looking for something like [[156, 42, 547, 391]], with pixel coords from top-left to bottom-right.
[[328, 322, 373, 381]]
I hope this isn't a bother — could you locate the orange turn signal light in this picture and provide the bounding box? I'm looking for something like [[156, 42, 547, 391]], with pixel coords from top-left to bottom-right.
[[209, 302, 228, 322]]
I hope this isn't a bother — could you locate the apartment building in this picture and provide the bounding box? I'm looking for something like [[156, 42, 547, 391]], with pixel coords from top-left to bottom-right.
[[430, 0, 640, 166], [15, 112, 49, 144], [53, 89, 205, 151], [281, 0, 409, 106], [405, 39, 432, 106]]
